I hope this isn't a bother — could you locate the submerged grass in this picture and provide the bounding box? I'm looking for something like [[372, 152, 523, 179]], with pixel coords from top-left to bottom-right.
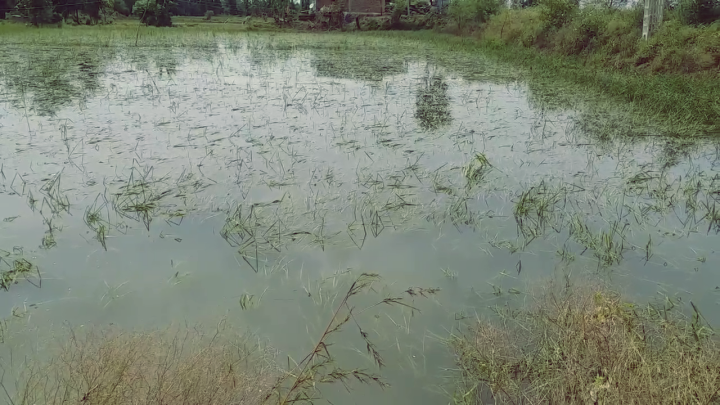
[[265, 273, 439, 404], [450, 281, 720, 404], [0, 250, 40, 291]]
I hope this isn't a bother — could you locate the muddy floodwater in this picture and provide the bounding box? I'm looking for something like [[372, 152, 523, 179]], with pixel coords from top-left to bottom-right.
[[1, 32, 719, 403]]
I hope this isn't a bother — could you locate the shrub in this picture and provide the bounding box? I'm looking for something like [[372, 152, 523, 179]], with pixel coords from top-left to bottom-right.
[[363, 17, 381, 30], [451, 282, 720, 404], [480, 8, 544, 46], [132, 0, 174, 26], [448, 0, 503, 32], [539, 0, 577, 29], [556, 9, 608, 54], [677, 0, 720, 26], [204, 9, 214, 19], [113, 0, 131, 15], [390, 0, 407, 26], [221, 0, 237, 15], [14, 326, 275, 404], [14, 0, 55, 25], [511, 0, 539, 8]]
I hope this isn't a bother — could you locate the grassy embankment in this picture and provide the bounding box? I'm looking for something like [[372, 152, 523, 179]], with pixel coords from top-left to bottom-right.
[[364, 6, 720, 136], [450, 281, 720, 404]]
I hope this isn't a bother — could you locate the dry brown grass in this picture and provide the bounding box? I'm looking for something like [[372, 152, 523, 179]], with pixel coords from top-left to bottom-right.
[[9, 323, 276, 405], [450, 282, 720, 404]]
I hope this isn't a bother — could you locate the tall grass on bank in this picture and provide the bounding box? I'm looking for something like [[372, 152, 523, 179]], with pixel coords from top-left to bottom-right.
[[450, 282, 720, 404], [459, 7, 720, 129], [6, 325, 275, 404], [477, 7, 720, 76], [361, 28, 720, 135]]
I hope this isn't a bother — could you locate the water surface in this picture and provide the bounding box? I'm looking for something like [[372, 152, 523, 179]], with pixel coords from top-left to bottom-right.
[[1, 32, 719, 403]]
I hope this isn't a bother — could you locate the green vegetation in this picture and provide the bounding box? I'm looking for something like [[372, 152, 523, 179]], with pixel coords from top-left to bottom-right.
[[474, 6, 719, 76], [132, 0, 174, 26], [451, 281, 720, 404], [0, 248, 40, 291], [359, 26, 719, 135], [448, 0, 502, 31], [0, 18, 719, 405], [678, 0, 720, 26]]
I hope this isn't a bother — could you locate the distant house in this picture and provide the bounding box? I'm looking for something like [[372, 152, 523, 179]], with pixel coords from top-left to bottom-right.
[[316, 0, 385, 15]]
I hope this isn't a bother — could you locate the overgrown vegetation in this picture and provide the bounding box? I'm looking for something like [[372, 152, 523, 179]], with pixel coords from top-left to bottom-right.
[[451, 281, 720, 404], [462, 5, 720, 128], [678, 0, 720, 26], [448, 0, 502, 31], [7, 325, 275, 404], [449, 1, 720, 77], [7, 0, 113, 25], [3, 274, 438, 404], [132, 0, 174, 26]]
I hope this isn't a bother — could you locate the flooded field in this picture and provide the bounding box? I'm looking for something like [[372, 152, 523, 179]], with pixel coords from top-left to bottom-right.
[[1, 31, 719, 403]]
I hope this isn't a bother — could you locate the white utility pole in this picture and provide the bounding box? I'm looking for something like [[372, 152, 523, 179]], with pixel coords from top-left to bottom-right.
[[642, 0, 663, 40]]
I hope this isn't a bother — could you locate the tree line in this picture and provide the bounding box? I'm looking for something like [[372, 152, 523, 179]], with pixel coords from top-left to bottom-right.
[[0, 0, 307, 25]]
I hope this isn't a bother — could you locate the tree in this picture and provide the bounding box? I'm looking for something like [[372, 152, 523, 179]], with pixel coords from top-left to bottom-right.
[[678, 0, 720, 25], [511, 0, 539, 8], [133, 0, 175, 26], [220, 0, 238, 14], [15, 0, 56, 24], [0, 0, 12, 18]]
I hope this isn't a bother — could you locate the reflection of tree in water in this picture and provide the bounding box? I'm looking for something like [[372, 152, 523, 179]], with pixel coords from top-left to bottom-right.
[[311, 51, 406, 82], [415, 75, 451, 131], [151, 53, 179, 77], [0, 47, 112, 116]]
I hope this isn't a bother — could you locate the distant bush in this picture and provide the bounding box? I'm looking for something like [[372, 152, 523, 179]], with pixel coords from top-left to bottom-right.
[[113, 0, 131, 15], [555, 8, 608, 54], [220, 0, 237, 15], [390, 0, 407, 26], [677, 0, 720, 26], [204, 9, 214, 19], [511, 0, 540, 8], [448, 0, 503, 31], [539, 0, 577, 29], [14, 0, 55, 24], [132, 0, 174, 26]]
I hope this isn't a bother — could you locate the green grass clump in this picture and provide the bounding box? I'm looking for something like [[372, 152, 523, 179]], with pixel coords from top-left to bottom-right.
[[450, 282, 720, 404], [0, 254, 40, 291]]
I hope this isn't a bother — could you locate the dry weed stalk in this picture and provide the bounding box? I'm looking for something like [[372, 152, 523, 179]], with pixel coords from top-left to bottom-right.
[[265, 273, 439, 404], [8, 323, 275, 405]]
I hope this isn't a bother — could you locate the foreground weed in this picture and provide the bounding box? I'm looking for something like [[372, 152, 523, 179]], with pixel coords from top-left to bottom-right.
[[8, 324, 275, 404], [450, 281, 720, 404]]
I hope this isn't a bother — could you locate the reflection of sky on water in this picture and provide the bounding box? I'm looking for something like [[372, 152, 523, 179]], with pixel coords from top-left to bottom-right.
[[0, 34, 719, 404]]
